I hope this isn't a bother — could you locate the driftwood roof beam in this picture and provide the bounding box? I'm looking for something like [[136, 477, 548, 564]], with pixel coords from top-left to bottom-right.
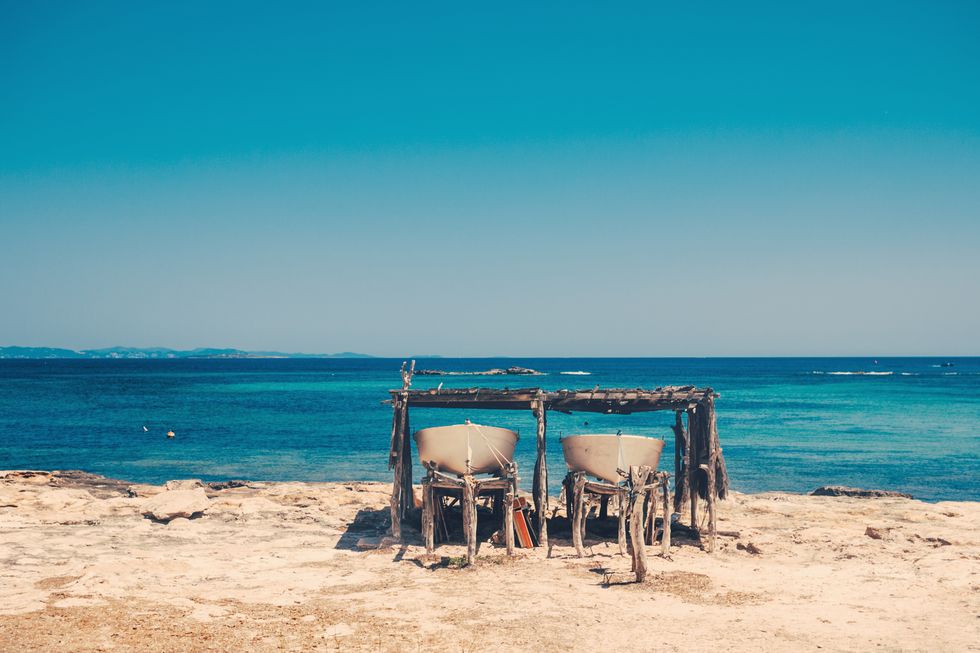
[[391, 386, 716, 413]]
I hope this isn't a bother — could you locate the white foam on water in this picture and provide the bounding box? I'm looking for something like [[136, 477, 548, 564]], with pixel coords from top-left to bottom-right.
[[824, 371, 894, 376], [560, 371, 591, 376]]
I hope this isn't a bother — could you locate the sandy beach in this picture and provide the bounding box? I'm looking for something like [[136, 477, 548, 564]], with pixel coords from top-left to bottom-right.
[[0, 470, 977, 652]]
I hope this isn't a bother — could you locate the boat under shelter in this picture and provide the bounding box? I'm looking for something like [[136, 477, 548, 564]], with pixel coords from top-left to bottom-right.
[[386, 361, 729, 555]]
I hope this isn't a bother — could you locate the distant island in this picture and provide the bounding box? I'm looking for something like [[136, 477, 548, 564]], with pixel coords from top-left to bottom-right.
[[0, 346, 375, 360]]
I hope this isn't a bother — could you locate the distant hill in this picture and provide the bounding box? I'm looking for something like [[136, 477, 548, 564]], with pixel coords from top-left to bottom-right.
[[0, 346, 375, 360]]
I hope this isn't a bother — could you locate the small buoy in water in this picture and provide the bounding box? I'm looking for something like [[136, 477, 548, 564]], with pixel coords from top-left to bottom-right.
[[166, 430, 175, 438], [143, 426, 149, 432]]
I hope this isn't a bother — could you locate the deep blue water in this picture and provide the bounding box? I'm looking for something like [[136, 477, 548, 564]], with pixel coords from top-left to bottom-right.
[[0, 358, 977, 501]]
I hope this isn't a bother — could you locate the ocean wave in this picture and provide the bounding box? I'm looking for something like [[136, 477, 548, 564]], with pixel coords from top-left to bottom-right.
[[560, 371, 591, 375], [899, 372, 918, 376], [814, 371, 895, 376]]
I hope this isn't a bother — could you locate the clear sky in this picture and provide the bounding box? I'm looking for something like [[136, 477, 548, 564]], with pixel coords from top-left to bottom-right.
[[1, 1, 978, 356]]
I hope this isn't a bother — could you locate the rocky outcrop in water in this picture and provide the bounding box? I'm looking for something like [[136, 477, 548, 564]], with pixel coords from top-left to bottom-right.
[[415, 366, 542, 376], [811, 486, 913, 499]]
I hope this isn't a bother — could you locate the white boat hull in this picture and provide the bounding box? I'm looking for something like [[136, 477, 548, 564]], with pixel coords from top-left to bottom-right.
[[561, 434, 665, 484], [414, 423, 519, 476]]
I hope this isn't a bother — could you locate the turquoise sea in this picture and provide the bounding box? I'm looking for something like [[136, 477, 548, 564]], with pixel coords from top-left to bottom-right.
[[0, 358, 977, 502]]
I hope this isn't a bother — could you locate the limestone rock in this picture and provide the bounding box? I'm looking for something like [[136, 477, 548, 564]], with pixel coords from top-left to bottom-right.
[[207, 480, 251, 491], [127, 484, 164, 498], [165, 479, 206, 491], [811, 486, 913, 499], [141, 489, 210, 521]]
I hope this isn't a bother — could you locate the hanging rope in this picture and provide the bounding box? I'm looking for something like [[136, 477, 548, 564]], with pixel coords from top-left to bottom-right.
[[465, 421, 514, 474]]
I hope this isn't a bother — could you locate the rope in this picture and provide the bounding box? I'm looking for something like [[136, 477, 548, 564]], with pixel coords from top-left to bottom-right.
[[465, 421, 514, 473]]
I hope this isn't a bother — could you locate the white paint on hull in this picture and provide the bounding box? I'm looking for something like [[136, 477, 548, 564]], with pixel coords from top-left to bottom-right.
[[561, 434, 664, 484], [413, 423, 519, 476]]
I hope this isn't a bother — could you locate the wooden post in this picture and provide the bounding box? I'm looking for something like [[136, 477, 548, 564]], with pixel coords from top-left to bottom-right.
[[646, 483, 657, 546], [462, 474, 477, 564], [672, 410, 687, 514], [503, 462, 517, 556], [422, 473, 434, 554], [389, 396, 404, 541], [572, 472, 586, 558], [388, 361, 415, 542], [532, 397, 549, 549], [687, 406, 699, 532], [628, 466, 649, 582], [563, 474, 574, 522], [617, 488, 627, 556], [706, 397, 719, 553], [400, 397, 413, 518], [660, 473, 672, 555], [398, 361, 415, 521]]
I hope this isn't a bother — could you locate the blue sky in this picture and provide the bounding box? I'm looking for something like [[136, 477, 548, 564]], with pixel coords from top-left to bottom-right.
[[1, 1, 978, 356]]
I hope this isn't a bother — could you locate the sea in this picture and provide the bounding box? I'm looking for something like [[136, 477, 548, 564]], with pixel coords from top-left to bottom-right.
[[0, 358, 977, 502]]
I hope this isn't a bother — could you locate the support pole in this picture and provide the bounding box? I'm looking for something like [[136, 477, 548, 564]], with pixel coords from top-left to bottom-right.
[[422, 472, 434, 554], [389, 361, 415, 542], [563, 475, 574, 522], [389, 396, 404, 540], [672, 410, 688, 514], [706, 397, 719, 553], [646, 483, 657, 546], [504, 465, 516, 556], [400, 399, 413, 517], [462, 474, 477, 565], [660, 473, 672, 555], [532, 397, 549, 549], [687, 406, 699, 532], [628, 466, 650, 582], [504, 475, 517, 555], [572, 472, 586, 558], [618, 488, 628, 556]]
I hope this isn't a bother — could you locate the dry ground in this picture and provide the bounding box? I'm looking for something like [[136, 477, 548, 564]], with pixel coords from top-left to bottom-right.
[[0, 470, 977, 652]]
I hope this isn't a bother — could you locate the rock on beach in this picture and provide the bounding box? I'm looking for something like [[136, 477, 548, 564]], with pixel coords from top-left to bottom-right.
[[140, 488, 210, 521]]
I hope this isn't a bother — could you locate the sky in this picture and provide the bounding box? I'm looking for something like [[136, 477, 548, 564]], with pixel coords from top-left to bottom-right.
[[1, 1, 978, 356]]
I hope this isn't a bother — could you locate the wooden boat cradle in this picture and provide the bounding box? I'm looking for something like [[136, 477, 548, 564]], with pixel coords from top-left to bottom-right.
[[564, 467, 671, 582], [421, 461, 520, 564]]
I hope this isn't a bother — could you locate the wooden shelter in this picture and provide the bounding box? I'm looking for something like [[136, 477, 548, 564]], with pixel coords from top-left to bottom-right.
[[388, 362, 729, 554]]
